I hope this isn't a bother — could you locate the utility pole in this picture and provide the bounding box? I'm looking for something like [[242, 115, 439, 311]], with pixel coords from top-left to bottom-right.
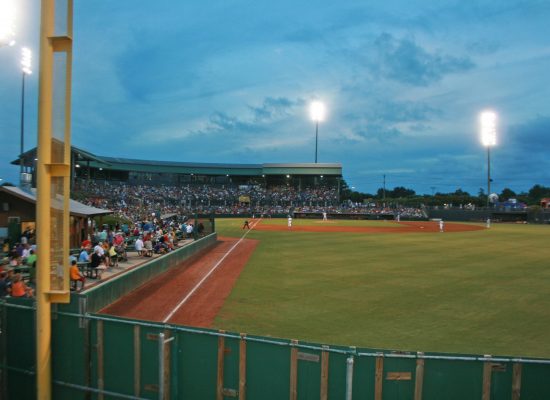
[[383, 174, 386, 202]]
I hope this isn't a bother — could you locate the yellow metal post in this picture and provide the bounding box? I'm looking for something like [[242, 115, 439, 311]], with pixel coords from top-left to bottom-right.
[[36, 0, 74, 398], [36, 1, 55, 398]]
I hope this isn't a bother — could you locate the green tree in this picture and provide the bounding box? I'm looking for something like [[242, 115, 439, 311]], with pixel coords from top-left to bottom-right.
[[499, 188, 516, 200], [528, 184, 550, 202], [391, 186, 416, 198]]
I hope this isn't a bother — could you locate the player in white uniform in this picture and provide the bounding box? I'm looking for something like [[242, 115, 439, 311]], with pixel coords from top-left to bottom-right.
[[288, 215, 293, 229], [322, 211, 327, 221], [439, 220, 445, 232]]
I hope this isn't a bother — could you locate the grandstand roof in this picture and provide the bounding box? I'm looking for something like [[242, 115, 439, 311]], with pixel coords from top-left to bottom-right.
[[14, 146, 342, 176], [0, 185, 112, 217]]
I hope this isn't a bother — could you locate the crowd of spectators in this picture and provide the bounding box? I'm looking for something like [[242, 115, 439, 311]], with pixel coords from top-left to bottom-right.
[[1, 239, 37, 298], [72, 181, 340, 221], [71, 181, 425, 220]]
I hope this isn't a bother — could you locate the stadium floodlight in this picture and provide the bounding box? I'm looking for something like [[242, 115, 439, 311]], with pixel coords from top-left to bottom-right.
[[480, 111, 497, 147], [19, 47, 32, 183], [0, 0, 16, 47], [310, 101, 326, 122], [310, 101, 326, 163], [21, 47, 32, 74], [479, 110, 497, 208]]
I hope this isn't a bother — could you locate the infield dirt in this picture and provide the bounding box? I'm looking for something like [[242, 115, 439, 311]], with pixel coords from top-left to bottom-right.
[[254, 220, 484, 233]]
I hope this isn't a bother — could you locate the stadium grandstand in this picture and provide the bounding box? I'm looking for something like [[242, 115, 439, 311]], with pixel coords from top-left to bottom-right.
[[13, 145, 343, 191], [11, 146, 429, 222]]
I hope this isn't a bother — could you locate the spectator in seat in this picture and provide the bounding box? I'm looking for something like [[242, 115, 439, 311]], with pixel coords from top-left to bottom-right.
[[90, 248, 107, 279], [11, 273, 34, 297], [70, 260, 86, 291], [134, 236, 144, 256], [78, 247, 90, 263]]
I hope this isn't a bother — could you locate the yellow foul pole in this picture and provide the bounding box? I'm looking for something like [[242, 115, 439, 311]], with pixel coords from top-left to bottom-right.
[[36, 1, 55, 398], [36, 0, 73, 398]]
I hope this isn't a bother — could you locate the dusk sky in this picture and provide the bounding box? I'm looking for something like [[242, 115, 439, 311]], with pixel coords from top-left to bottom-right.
[[1, 0, 549, 195]]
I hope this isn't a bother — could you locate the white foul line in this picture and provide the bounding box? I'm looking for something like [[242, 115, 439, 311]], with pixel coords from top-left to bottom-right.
[[162, 218, 261, 323]]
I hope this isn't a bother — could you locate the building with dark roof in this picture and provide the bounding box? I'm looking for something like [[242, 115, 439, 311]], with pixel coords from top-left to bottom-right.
[[14, 146, 343, 190], [0, 185, 111, 247]]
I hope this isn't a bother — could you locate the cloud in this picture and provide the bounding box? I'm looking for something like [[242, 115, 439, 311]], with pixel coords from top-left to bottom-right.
[[209, 112, 258, 133], [368, 100, 441, 123], [354, 123, 403, 143], [466, 40, 501, 55], [249, 97, 304, 122], [372, 33, 474, 86], [507, 115, 550, 152]]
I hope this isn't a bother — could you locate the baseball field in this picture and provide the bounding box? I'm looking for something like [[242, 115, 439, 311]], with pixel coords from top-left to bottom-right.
[[211, 218, 550, 359]]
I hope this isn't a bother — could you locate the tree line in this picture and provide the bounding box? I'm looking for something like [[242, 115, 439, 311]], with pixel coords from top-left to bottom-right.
[[340, 182, 550, 207]]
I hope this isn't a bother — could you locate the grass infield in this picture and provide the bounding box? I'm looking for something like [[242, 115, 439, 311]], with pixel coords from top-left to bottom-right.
[[213, 218, 550, 358]]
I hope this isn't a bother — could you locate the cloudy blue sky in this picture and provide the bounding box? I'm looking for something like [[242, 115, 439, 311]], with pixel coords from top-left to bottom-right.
[[1, 0, 549, 195]]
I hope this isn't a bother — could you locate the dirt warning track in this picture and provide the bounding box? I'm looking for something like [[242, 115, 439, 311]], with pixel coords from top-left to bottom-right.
[[100, 236, 258, 327]]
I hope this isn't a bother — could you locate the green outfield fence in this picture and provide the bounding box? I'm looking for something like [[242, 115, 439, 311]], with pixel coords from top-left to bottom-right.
[[2, 233, 550, 399]]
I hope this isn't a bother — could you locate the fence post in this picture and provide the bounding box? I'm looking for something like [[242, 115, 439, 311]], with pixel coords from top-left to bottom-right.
[[217, 330, 226, 400], [0, 302, 7, 400], [512, 363, 522, 400], [134, 325, 141, 397], [289, 340, 298, 400], [158, 331, 174, 400], [97, 320, 104, 400], [345, 355, 354, 400], [375, 354, 384, 400], [239, 333, 247, 400], [414, 353, 425, 400], [482, 356, 492, 400], [320, 346, 329, 400]]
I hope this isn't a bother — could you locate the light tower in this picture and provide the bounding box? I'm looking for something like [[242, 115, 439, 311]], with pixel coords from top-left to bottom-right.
[[310, 101, 326, 163], [20, 47, 32, 183], [480, 110, 497, 208]]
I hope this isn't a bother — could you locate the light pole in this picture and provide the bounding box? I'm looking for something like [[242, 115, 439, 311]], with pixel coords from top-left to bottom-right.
[[20, 47, 32, 181], [310, 101, 326, 163], [480, 110, 497, 208]]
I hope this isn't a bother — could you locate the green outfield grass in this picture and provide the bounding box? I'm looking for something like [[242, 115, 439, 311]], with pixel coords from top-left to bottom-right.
[[213, 218, 550, 358]]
